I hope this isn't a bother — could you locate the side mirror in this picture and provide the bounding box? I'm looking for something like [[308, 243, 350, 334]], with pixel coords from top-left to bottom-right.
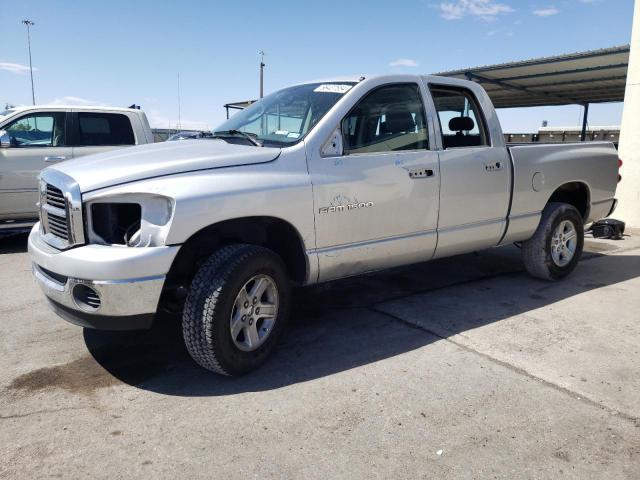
[[0, 130, 10, 148], [320, 127, 344, 157]]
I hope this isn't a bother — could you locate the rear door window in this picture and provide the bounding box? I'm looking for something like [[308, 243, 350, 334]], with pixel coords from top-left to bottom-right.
[[430, 87, 489, 149], [74, 113, 135, 146]]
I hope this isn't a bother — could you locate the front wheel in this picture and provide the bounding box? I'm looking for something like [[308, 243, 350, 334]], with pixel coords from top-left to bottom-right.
[[182, 244, 291, 375], [521, 202, 584, 281]]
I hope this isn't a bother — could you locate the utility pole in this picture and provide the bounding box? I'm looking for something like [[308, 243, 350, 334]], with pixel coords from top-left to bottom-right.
[[259, 50, 266, 98], [22, 20, 36, 105]]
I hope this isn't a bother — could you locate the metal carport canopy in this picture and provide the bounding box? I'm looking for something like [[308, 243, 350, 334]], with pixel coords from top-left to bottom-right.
[[436, 45, 629, 109]]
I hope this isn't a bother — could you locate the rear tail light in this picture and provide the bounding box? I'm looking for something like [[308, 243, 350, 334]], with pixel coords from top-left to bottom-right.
[[618, 158, 622, 183]]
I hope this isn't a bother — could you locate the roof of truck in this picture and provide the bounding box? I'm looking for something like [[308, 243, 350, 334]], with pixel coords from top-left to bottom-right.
[[3, 105, 144, 113], [436, 45, 629, 108]]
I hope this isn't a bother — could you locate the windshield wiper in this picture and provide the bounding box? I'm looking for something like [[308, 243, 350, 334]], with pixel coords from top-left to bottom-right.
[[213, 129, 263, 147]]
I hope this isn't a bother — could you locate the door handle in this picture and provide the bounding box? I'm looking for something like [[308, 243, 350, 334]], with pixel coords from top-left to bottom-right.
[[407, 168, 434, 179], [44, 156, 66, 162], [484, 161, 503, 172]]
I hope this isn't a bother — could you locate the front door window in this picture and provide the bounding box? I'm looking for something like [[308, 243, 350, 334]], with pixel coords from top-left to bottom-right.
[[342, 84, 428, 155], [5, 113, 66, 147]]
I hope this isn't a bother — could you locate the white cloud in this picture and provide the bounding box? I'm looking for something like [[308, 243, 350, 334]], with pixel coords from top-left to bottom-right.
[[436, 0, 513, 21], [533, 7, 559, 16], [48, 96, 108, 106], [388, 58, 419, 67], [0, 62, 37, 75]]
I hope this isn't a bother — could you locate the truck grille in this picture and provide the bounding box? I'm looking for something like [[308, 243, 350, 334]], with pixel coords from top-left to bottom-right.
[[42, 185, 70, 241], [39, 171, 85, 250], [45, 184, 66, 209], [46, 211, 69, 240]]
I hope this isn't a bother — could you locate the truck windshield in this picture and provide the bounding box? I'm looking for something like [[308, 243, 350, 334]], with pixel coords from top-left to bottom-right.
[[214, 82, 356, 147]]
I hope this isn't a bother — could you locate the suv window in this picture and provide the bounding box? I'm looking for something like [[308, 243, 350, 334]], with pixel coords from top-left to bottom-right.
[[342, 84, 428, 155], [4, 112, 66, 147], [74, 113, 135, 146], [430, 87, 488, 149]]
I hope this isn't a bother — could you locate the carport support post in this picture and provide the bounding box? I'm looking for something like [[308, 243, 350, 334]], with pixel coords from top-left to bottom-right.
[[618, 0, 640, 227], [580, 103, 589, 141]]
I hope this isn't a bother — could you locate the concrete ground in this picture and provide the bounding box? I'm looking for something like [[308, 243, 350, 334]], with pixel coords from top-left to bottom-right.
[[0, 231, 639, 479]]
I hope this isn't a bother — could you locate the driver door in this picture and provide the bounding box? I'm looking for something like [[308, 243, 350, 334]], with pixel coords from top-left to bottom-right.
[[309, 83, 440, 282], [0, 111, 71, 218]]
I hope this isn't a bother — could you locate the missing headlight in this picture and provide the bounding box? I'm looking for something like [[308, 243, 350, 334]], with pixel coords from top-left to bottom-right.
[[90, 203, 141, 245]]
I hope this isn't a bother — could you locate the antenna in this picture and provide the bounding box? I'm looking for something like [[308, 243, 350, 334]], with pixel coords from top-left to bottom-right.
[[177, 72, 182, 130], [22, 20, 36, 105], [259, 50, 266, 98]]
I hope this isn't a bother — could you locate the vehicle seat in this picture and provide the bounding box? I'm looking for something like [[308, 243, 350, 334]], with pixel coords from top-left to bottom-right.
[[446, 116, 476, 148], [382, 107, 415, 135], [52, 123, 65, 147]]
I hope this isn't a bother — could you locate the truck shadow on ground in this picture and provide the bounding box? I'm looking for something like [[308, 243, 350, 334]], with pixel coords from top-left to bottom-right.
[[0, 233, 29, 254], [82, 244, 640, 397]]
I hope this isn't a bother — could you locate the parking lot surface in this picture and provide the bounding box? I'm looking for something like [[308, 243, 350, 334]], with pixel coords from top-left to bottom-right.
[[1, 232, 639, 479]]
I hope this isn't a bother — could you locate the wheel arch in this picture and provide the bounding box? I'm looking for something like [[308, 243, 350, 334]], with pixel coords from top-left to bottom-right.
[[546, 181, 591, 221], [161, 216, 309, 312]]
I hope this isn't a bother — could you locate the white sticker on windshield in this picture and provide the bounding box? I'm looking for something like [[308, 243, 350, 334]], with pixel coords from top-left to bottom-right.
[[275, 130, 289, 135], [287, 132, 301, 138], [314, 84, 353, 94]]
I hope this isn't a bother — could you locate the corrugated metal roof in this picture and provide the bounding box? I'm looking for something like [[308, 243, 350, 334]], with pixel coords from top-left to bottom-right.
[[436, 45, 629, 108]]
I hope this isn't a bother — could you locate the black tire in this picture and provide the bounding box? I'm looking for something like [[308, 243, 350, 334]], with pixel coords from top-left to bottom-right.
[[522, 202, 584, 281], [182, 244, 291, 375]]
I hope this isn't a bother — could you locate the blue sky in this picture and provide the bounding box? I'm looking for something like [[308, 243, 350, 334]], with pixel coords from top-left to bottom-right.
[[1, 0, 634, 132]]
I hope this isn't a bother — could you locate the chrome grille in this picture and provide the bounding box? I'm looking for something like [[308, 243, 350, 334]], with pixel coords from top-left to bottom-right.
[[45, 184, 66, 209], [41, 183, 71, 243], [39, 170, 85, 250], [46, 212, 69, 239]]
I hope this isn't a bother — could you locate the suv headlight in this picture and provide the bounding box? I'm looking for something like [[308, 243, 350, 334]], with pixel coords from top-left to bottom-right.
[[86, 194, 174, 247]]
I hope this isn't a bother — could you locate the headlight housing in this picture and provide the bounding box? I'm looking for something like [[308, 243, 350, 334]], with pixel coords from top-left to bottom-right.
[[85, 194, 174, 247]]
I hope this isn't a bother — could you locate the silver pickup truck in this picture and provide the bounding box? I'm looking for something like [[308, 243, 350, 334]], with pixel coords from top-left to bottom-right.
[[27, 75, 620, 375], [0, 105, 153, 232]]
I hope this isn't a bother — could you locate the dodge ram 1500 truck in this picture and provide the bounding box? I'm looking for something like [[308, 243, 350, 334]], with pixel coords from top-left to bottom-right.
[[28, 75, 620, 375], [0, 105, 154, 232]]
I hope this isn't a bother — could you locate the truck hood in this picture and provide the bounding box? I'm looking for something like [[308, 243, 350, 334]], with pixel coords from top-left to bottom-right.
[[51, 139, 281, 192]]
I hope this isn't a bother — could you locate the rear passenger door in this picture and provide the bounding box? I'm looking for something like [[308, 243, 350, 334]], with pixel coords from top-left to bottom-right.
[[428, 85, 511, 258], [70, 111, 136, 158]]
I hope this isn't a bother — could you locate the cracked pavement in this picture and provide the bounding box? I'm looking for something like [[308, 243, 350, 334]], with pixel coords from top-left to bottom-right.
[[1, 231, 639, 479]]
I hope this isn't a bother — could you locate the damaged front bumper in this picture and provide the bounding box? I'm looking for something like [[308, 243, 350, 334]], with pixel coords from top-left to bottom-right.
[[28, 224, 179, 330]]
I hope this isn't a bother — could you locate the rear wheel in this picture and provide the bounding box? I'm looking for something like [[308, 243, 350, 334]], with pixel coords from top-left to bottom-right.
[[182, 244, 291, 375], [522, 202, 584, 281]]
